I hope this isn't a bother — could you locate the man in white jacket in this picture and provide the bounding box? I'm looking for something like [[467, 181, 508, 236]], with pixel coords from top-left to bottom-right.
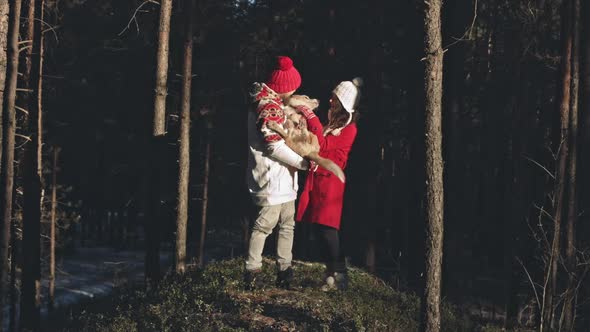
[[245, 56, 310, 290]]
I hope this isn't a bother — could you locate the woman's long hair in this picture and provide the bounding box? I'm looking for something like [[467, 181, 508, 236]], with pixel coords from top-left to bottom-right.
[[326, 95, 360, 130]]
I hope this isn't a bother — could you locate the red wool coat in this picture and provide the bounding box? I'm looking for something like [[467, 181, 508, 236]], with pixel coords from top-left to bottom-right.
[[296, 116, 357, 229]]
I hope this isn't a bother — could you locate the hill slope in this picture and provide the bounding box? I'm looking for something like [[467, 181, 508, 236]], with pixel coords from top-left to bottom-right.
[[68, 258, 472, 331]]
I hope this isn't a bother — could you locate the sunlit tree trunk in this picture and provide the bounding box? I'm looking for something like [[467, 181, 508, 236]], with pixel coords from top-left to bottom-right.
[[175, 0, 195, 274], [420, 0, 445, 331], [20, 0, 44, 327], [0, 0, 10, 168], [561, 0, 580, 330], [0, 0, 22, 329], [146, 0, 173, 284], [541, 0, 573, 330]]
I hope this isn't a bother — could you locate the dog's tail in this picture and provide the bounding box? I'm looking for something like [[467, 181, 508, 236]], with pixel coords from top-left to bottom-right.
[[308, 153, 346, 183]]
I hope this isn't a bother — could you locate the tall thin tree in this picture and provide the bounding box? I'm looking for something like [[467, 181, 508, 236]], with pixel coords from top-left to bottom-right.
[[175, 0, 195, 274], [541, 0, 573, 329], [0, 0, 10, 168], [20, 0, 44, 327], [0, 0, 23, 329], [49, 146, 59, 310], [198, 119, 212, 269], [9, 0, 36, 327], [420, 0, 445, 331], [562, 0, 580, 329], [146, 0, 173, 283]]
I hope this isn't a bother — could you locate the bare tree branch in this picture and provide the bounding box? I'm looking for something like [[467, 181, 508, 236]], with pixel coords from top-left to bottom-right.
[[443, 0, 478, 50], [517, 257, 541, 311], [524, 155, 555, 179], [118, 0, 160, 36]]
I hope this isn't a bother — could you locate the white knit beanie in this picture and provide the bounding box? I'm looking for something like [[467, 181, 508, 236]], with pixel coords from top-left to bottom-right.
[[331, 77, 363, 130]]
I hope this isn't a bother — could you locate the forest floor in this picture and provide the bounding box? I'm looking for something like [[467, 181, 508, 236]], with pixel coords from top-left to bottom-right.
[[59, 258, 476, 331], [1, 229, 537, 331], [1, 245, 172, 331]]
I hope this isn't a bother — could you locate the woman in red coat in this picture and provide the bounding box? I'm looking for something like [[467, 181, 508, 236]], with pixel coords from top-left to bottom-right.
[[296, 78, 362, 290]]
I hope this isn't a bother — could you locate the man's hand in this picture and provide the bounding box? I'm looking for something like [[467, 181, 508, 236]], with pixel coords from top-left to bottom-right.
[[295, 105, 316, 120]]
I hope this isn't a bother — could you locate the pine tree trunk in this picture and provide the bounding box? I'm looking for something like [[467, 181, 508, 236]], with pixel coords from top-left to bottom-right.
[[0, 0, 23, 329], [0, 0, 9, 167], [20, 0, 44, 327], [541, 0, 573, 330], [420, 0, 445, 331], [561, 1, 580, 330], [146, 0, 173, 284], [49, 147, 59, 310], [175, 0, 194, 274], [198, 126, 211, 268], [9, 211, 18, 331], [581, 0, 590, 303], [152, 0, 172, 137]]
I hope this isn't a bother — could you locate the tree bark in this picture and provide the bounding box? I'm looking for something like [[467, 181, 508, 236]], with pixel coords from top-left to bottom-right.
[[175, 0, 195, 274], [146, 0, 173, 284], [420, 0, 445, 331], [561, 0, 580, 330], [0, 0, 9, 167], [541, 0, 573, 330], [198, 124, 211, 268], [152, 0, 173, 137], [49, 146, 59, 310], [0, 0, 23, 329], [8, 205, 18, 332], [20, 0, 44, 327]]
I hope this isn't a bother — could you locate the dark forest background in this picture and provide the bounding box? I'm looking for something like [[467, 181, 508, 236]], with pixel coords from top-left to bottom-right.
[[1, 0, 590, 330]]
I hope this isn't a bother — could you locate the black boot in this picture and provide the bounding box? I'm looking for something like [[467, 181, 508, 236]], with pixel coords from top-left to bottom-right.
[[334, 271, 348, 291], [244, 269, 264, 291], [276, 266, 294, 289]]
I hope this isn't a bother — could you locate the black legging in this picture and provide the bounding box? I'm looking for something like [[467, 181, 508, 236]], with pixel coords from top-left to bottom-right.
[[312, 223, 346, 274]]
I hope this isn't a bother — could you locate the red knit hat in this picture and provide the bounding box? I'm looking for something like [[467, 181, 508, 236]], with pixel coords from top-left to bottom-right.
[[266, 56, 301, 94]]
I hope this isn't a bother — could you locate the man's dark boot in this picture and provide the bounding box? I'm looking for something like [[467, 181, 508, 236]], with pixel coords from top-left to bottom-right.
[[276, 267, 294, 289], [334, 271, 348, 291], [244, 269, 264, 291]]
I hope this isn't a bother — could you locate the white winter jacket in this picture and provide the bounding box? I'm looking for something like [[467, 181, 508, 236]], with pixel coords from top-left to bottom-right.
[[246, 84, 309, 206]]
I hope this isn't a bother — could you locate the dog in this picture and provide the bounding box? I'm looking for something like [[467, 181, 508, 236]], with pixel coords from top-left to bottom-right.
[[267, 95, 346, 183]]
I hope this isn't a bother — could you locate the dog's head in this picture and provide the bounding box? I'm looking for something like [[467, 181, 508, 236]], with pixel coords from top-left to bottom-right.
[[288, 94, 319, 111]]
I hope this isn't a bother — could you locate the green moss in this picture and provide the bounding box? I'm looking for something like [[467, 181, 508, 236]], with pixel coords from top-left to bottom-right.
[[67, 258, 473, 331]]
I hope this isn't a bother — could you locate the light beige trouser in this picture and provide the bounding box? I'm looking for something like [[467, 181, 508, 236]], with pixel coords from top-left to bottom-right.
[[246, 201, 295, 272]]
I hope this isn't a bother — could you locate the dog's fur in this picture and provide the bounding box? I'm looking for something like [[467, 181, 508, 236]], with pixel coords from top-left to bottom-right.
[[267, 95, 346, 183]]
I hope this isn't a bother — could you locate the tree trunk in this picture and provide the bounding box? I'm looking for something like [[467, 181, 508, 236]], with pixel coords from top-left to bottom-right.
[[146, 0, 173, 284], [152, 0, 172, 137], [20, 0, 44, 327], [49, 146, 59, 310], [0, 0, 23, 329], [541, 0, 573, 330], [175, 0, 195, 274], [0, 0, 9, 167], [9, 207, 18, 331], [579, 0, 590, 328], [198, 125, 211, 268], [561, 0, 580, 330], [420, 0, 445, 331]]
